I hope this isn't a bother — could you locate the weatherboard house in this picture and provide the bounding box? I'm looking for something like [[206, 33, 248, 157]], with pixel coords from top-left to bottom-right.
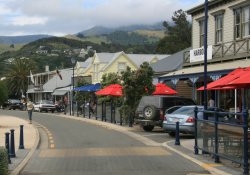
[[159, 0, 250, 109], [79, 51, 169, 84]]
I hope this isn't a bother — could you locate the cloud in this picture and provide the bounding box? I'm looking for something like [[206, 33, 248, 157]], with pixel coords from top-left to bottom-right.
[[0, 0, 203, 36]]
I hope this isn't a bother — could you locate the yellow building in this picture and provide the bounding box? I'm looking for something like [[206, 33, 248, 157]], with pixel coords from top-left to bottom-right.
[[78, 51, 169, 84]]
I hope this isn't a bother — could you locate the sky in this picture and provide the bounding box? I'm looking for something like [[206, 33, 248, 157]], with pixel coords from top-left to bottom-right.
[[0, 0, 204, 36]]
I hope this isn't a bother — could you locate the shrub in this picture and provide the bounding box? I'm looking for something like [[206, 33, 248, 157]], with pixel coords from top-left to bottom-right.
[[0, 147, 9, 175]]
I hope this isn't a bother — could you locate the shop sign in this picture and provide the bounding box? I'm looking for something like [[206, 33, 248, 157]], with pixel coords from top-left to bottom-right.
[[190, 45, 212, 63]]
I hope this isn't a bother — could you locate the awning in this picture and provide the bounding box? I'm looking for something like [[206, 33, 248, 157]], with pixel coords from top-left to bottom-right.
[[52, 86, 70, 96], [74, 83, 101, 92], [159, 59, 250, 81]]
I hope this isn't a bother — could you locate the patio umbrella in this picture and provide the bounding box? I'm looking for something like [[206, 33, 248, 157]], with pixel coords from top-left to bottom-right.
[[197, 68, 246, 90], [95, 84, 123, 96], [226, 69, 250, 88], [152, 83, 177, 95]]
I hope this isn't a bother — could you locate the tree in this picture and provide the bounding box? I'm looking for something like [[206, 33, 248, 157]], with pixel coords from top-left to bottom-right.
[[121, 62, 155, 124], [6, 58, 36, 97], [156, 9, 191, 54], [0, 80, 8, 105]]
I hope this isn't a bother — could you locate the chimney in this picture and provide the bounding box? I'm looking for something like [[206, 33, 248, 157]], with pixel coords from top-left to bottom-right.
[[45, 65, 49, 72]]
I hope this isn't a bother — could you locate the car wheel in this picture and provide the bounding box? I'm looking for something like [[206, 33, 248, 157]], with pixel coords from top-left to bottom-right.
[[143, 105, 156, 120], [142, 125, 154, 132], [39, 108, 42, 112], [51, 110, 54, 113], [168, 132, 175, 137]]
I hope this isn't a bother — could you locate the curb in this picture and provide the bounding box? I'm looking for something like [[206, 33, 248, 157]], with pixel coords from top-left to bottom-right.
[[162, 141, 233, 175], [10, 122, 40, 175]]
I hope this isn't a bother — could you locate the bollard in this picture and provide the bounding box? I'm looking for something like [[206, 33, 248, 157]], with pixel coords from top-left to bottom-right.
[[19, 125, 24, 149], [194, 106, 198, 154], [175, 121, 180, 145], [9, 129, 16, 158], [5, 132, 11, 163]]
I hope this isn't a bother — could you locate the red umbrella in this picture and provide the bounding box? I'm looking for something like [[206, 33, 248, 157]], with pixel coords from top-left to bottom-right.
[[197, 68, 246, 90], [95, 84, 123, 96], [152, 83, 177, 95], [226, 69, 250, 88]]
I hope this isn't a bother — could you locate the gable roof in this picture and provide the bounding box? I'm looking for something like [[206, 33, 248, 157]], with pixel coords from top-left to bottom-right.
[[150, 48, 191, 75], [126, 54, 169, 67], [95, 52, 119, 63], [43, 68, 73, 92], [77, 57, 93, 69]]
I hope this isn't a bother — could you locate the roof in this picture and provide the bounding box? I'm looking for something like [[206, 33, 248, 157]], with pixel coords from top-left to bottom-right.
[[43, 68, 73, 92], [159, 59, 250, 80], [77, 57, 93, 68], [95, 52, 119, 63], [126, 54, 169, 67], [187, 0, 226, 15], [100, 52, 125, 71], [150, 48, 190, 74], [52, 86, 71, 96]]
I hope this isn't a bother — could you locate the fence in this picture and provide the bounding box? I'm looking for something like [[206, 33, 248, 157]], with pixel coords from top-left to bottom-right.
[[194, 107, 249, 175], [76, 101, 124, 125]]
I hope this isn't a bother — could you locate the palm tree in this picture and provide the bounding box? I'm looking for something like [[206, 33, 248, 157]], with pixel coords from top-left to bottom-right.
[[6, 57, 36, 97]]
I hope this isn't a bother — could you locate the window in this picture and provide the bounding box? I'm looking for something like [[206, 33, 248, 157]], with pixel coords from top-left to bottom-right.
[[242, 6, 250, 37], [199, 20, 205, 47], [234, 6, 250, 39], [118, 62, 126, 74], [215, 14, 223, 43], [235, 9, 241, 39]]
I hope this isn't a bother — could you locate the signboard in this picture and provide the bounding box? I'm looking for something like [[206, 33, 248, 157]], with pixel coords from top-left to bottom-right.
[[190, 45, 212, 63]]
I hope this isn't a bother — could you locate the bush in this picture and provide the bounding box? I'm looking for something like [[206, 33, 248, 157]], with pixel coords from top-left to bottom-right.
[[0, 147, 9, 175]]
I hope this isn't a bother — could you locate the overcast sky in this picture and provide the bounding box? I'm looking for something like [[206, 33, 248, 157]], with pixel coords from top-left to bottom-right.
[[0, 0, 204, 36]]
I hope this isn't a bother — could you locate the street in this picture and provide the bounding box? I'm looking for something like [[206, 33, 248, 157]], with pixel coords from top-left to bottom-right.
[[1, 110, 209, 175]]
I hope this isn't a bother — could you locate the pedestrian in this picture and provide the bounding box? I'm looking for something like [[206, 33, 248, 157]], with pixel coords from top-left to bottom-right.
[[63, 95, 68, 115], [26, 98, 34, 124], [208, 97, 215, 107]]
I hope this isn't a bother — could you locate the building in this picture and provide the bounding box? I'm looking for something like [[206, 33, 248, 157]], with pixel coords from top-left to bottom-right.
[[159, 0, 250, 109], [79, 52, 169, 84]]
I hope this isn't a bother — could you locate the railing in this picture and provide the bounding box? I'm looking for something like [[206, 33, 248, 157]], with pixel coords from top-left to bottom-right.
[[28, 84, 43, 91], [194, 107, 249, 175], [184, 38, 250, 66]]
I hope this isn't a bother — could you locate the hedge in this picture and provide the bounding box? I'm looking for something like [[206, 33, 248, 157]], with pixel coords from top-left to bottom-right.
[[0, 147, 8, 175]]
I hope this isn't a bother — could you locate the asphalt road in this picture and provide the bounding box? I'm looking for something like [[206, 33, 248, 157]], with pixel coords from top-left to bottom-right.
[[1, 110, 209, 175]]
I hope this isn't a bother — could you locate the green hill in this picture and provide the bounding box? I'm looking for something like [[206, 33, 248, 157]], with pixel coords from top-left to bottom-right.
[[0, 36, 158, 77]]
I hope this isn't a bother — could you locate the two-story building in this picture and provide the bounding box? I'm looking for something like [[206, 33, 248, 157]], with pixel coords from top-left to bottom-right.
[[79, 51, 169, 84], [159, 0, 250, 109]]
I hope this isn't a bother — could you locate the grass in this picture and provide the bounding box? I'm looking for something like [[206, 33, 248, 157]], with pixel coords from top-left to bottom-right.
[[134, 30, 165, 39], [0, 44, 23, 53]]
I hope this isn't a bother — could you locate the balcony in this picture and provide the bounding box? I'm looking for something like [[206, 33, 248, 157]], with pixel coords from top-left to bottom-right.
[[28, 84, 43, 91], [183, 38, 250, 67]]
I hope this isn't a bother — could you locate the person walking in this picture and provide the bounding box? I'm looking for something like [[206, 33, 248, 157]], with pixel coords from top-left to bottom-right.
[[26, 99, 34, 124], [63, 95, 68, 115]]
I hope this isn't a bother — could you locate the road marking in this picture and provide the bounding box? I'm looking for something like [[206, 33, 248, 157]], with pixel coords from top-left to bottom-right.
[[39, 147, 171, 157]]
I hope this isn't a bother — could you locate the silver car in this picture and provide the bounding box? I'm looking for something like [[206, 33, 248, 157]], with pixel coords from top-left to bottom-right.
[[34, 100, 56, 113], [163, 105, 203, 136]]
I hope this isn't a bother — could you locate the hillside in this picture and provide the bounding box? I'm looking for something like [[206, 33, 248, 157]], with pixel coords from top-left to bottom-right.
[[78, 23, 164, 36], [0, 37, 158, 77], [0, 35, 52, 44]]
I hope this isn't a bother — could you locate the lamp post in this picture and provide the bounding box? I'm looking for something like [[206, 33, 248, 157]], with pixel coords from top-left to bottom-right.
[[71, 57, 76, 116], [203, 0, 208, 114]]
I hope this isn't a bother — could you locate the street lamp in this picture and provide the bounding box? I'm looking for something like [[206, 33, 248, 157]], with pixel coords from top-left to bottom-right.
[[71, 57, 76, 116]]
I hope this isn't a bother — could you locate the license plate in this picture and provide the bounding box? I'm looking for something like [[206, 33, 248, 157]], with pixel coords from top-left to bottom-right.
[[173, 118, 180, 122]]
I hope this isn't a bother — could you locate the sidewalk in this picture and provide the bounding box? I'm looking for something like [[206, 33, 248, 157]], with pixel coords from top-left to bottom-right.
[[0, 115, 38, 175]]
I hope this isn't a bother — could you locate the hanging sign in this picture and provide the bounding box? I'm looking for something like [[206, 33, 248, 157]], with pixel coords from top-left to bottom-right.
[[190, 45, 212, 63]]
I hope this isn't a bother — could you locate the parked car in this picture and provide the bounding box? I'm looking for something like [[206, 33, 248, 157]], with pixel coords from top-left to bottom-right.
[[163, 106, 229, 136], [33, 100, 56, 113], [135, 95, 196, 132], [2, 99, 22, 110]]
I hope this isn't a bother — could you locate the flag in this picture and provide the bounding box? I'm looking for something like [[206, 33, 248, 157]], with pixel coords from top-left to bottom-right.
[[30, 70, 34, 84], [56, 69, 62, 80]]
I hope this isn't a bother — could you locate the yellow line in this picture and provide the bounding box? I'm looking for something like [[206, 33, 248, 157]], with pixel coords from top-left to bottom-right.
[[39, 147, 170, 157], [202, 163, 222, 169]]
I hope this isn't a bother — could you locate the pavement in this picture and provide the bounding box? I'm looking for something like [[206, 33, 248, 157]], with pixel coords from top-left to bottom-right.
[[0, 113, 244, 175]]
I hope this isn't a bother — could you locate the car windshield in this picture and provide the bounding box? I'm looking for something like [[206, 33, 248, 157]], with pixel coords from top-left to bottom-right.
[[171, 106, 196, 115], [41, 100, 54, 104], [10, 99, 20, 103]]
